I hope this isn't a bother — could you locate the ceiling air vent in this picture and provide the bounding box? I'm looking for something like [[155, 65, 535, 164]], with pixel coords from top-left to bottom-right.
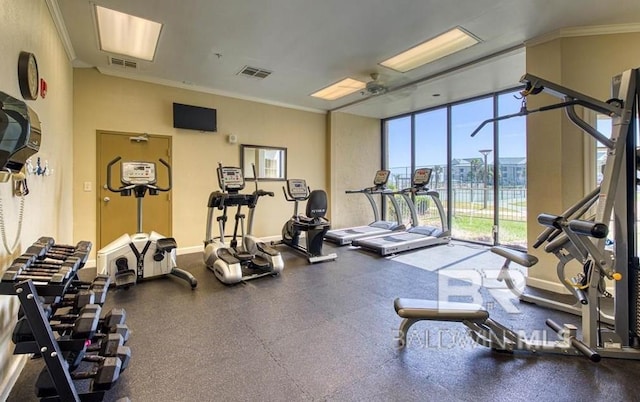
[[237, 65, 272, 79], [108, 56, 138, 69]]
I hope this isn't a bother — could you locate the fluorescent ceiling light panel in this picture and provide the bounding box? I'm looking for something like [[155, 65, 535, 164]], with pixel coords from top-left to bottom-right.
[[380, 27, 480, 72], [95, 5, 162, 61], [311, 78, 366, 100]]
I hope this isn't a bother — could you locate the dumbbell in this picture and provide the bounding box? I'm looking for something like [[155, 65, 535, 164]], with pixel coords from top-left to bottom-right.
[[89, 322, 131, 345], [63, 332, 131, 372], [1, 263, 67, 283], [17, 252, 83, 272], [40, 239, 92, 255], [87, 332, 129, 355], [54, 306, 127, 336], [3, 260, 75, 281], [11, 252, 82, 275], [37, 240, 92, 262], [52, 290, 100, 312], [29, 239, 91, 265], [35, 356, 122, 397], [69, 275, 111, 303], [66, 342, 132, 373], [12, 313, 100, 343]]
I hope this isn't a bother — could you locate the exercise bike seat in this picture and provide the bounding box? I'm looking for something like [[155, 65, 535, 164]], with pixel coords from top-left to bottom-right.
[[156, 237, 177, 252]]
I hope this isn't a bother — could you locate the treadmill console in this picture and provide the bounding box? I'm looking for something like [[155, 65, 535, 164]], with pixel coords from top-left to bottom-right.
[[121, 162, 157, 185], [413, 168, 432, 187], [373, 170, 390, 187], [218, 166, 245, 191], [286, 179, 309, 200]]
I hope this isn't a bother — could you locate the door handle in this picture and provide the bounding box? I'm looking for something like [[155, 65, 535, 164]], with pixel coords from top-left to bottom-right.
[[104, 197, 111, 202]]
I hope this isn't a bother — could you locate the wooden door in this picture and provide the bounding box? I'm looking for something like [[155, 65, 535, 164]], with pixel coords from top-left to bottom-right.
[[97, 131, 172, 249]]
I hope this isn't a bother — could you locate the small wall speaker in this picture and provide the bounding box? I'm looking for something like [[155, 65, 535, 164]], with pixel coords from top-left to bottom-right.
[[228, 134, 238, 144]]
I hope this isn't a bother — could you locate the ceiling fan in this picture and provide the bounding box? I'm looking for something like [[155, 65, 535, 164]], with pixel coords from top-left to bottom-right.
[[362, 73, 388, 96]]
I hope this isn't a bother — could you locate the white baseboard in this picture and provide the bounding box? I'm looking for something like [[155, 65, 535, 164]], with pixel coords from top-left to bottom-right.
[[0, 354, 29, 401], [176, 245, 202, 256], [525, 277, 571, 294]]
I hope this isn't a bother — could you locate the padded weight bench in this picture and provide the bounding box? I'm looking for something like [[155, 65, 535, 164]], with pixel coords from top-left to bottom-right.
[[394, 298, 489, 348], [491, 246, 538, 268]]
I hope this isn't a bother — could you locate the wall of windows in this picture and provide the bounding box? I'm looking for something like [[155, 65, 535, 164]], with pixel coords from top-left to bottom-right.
[[383, 88, 527, 248]]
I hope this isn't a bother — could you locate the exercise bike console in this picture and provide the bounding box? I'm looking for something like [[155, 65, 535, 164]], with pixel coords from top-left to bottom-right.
[[121, 162, 156, 185]]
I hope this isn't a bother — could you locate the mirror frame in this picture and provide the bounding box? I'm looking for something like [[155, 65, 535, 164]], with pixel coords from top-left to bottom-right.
[[240, 144, 287, 181]]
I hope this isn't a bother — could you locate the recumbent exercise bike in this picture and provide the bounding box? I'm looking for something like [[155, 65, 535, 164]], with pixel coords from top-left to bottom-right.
[[280, 179, 337, 264]]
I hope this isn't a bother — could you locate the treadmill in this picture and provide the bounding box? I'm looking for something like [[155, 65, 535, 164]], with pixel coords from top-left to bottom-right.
[[324, 170, 404, 246], [352, 167, 450, 255]]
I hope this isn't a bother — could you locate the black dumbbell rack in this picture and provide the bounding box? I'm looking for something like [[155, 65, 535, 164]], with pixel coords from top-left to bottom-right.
[[1, 238, 128, 401], [14, 279, 105, 401]]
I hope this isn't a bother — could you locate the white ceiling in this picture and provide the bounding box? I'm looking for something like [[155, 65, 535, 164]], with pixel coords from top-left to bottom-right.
[[54, 0, 640, 119]]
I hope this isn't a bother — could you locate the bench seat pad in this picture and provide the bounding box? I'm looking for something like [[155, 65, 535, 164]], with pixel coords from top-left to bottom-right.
[[394, 298, 489, 322]]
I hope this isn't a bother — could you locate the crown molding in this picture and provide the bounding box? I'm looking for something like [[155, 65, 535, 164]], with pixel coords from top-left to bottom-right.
[[95, 67, 326, 114], [44, 0, 77, 62], [525, 23, 640, 47]]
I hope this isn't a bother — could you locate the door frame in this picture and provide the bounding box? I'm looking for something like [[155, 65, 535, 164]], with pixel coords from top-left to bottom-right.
[[96, 130, 173, 249]]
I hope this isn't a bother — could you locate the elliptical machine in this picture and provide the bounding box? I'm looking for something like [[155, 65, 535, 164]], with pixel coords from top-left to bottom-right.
[[97, 157, 197, 289], [203, 164, 284, 284], [280, 179, 337, 264]]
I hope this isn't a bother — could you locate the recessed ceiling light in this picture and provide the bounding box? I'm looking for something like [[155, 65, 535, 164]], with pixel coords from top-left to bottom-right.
[[311, 78, 366, 101], [95, 5, 162, 61], [380, 27, 480, 73]]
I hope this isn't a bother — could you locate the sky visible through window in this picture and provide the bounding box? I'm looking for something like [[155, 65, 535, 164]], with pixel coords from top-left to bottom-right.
[[386, 91, 526, 169]]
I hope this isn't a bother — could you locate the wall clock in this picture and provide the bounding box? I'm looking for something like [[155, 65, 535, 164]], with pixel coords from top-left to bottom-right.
[[18, 51, 39, 100]]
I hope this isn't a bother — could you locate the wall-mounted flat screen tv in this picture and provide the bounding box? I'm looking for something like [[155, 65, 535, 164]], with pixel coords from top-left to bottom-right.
[[173, 103, 217, 132]]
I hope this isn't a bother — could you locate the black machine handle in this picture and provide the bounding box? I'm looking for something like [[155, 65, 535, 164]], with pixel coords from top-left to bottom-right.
[[106, 156, 124, 193], [154, 158, 172, 192], [255, 189, 274, 198], [249, 163, 274, 198]]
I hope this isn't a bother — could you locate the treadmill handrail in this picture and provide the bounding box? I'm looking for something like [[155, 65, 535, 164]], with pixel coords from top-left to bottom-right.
[[345, 184, 388, 194], [399, 192, 419, 229], [344, 184, 402, 226]]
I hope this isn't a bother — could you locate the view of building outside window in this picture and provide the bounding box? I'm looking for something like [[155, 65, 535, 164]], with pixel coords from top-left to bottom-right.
[[384, 89, 527, 248]]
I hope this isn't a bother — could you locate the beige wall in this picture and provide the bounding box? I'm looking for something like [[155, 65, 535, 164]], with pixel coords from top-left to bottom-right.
[[328, 112, 381, 228], [525, 32, 640, 291], [0, 0, 74, 397], [73, 69, 327, 252]]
